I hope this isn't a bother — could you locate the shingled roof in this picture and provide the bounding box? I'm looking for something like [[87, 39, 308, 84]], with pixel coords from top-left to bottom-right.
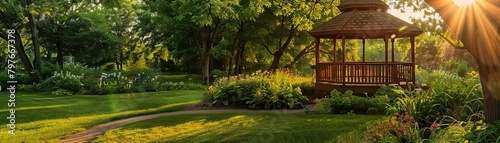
[[309, 0, 423, 39]]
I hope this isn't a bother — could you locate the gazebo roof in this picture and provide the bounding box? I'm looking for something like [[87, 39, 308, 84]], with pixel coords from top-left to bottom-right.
[[309, 0, 423, 39], [337, 0, 389, 12]]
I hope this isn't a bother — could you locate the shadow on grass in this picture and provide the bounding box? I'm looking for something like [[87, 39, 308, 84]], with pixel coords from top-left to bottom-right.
[[94, 113, 384, 143]]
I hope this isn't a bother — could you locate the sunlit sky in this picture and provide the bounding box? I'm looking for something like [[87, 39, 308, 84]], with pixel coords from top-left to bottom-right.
[[387, 5, 425, 23]]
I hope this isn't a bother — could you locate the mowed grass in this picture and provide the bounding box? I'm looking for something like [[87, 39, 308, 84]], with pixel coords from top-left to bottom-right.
[[94, 113, 385, 143], [158, 73, 203, 83], [0, 90, 204, 142]]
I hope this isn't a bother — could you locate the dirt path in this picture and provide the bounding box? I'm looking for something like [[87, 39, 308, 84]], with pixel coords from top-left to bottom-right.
[[61, 105, 314, 143]]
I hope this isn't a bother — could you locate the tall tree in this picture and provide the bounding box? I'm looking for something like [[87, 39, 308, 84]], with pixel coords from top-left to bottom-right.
[[36, 0, 123, 68], [0, 0, 34, 71], [256, 0, 337, 71], [422, 0, 500, 122]]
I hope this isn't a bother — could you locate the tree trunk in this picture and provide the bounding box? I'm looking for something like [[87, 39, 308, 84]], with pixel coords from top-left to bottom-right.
[[228, 23, 244, 76], [56, 39, 63, 68], [13, 30, 34, 71], [27, 0, 41, 72], [284, 41, 314, 69], [46, 49, 52, 62], [119, 50, 123, 70], [425, 0, 500, 122], [478, 63, 500, 123], [269, 51, 283, 71], [268, 25, 295, 71], [235, 41, 246, 75]]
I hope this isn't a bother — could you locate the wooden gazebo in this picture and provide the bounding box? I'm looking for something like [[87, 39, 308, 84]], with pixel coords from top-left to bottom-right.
[[309, 0, 423, 95]]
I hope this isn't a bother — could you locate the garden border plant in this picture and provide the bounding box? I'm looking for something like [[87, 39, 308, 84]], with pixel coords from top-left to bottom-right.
[[206, 69, 308, 109]]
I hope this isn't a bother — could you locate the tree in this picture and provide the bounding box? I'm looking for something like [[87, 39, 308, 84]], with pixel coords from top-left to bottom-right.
[[257, 0, 337, 71], [0, 0, 34, 71], [423, 0, 500, 123], [36, 0, 123, 68]]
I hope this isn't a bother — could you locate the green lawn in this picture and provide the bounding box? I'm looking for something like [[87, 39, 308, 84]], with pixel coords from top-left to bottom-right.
[[0, 90, 203, 142], [158, 73, 202, 83], [94, 113, 385, 143]]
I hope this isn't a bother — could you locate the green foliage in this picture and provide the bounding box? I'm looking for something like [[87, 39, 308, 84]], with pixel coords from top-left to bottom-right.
[[40, 61, 61, 79], [385, 70, 483, 140], [366, 112, 421, 142], [38, 71, 84, 93], [102, 62, 117, 71], [374, 85, 405, 104], [472, 120, 500, 143], [207, 70, 308, 109], [325, 90, 389, 114], [314, 98, 333, 114], [0, 70, 35, 90], [210, 69, 228, 81], [293, 81, 315, 97], [442, 58, 473, 77], [52, 89, 74, 96]]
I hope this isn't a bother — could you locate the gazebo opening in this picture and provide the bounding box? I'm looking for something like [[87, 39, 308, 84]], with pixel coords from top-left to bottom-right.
[[309, 0, 423, 95]]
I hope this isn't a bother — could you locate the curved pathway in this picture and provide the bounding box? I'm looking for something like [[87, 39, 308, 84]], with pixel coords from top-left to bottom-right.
[[61, 106, 313, 143]]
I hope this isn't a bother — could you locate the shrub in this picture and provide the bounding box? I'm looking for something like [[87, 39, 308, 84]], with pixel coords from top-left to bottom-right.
[[442, 58, 473, 77], [122, 68, 159, 79], [386, 71, 482, 132], [327, 90, 389, 114], [40, 61, 60, 79], [52, 89, 74, 96], [210, 69, 227, 81], [38, 71, 84, 93], [314, 98, 333, 114], [18, 84, 38, 92], [374, 85, 405, 104], [293, 82, 315, 98], [207, 69, 308, 109], [0, 70, 37, 90], [366, 112, 421, 142]]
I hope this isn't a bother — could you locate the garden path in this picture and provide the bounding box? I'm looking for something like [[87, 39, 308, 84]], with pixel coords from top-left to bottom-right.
[[61, 104, 315, 143]]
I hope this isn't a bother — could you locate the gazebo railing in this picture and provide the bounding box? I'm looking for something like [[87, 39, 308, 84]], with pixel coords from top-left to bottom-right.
[[316, 62, 414, 85]]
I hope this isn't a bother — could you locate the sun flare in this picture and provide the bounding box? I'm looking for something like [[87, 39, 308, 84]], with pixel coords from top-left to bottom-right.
[[452, 0, 477, 8]]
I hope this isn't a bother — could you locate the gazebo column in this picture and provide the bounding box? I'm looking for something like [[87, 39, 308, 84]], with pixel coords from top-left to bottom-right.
[[362, 35, 366, 62], [384, 35, 389, 85], [391, 37, 395, 62], [391, 36, 396, 84], [342, 35, 346, 85], [410, 36, 416, 84], [333, 38, 337, 62], [362, 34, 366, 83], [315, 37, 320, 82]]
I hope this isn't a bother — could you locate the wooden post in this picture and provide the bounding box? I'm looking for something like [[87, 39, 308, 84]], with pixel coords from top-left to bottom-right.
[[333, 38, 337, 62], [391, 37, 396, 84], [362, 35, 366, 62], [410, 36, 416, 84], [391, 38, 395, 62], [384, 35, 389, 85], [315, 37, 320, 63], [315, 37, 320, 83], [362, 34, 366, 81], [342, 35, 346, 85]]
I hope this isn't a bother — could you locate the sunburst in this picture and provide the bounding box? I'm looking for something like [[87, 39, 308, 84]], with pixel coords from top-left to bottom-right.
[[452, 0, 477, 8]]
